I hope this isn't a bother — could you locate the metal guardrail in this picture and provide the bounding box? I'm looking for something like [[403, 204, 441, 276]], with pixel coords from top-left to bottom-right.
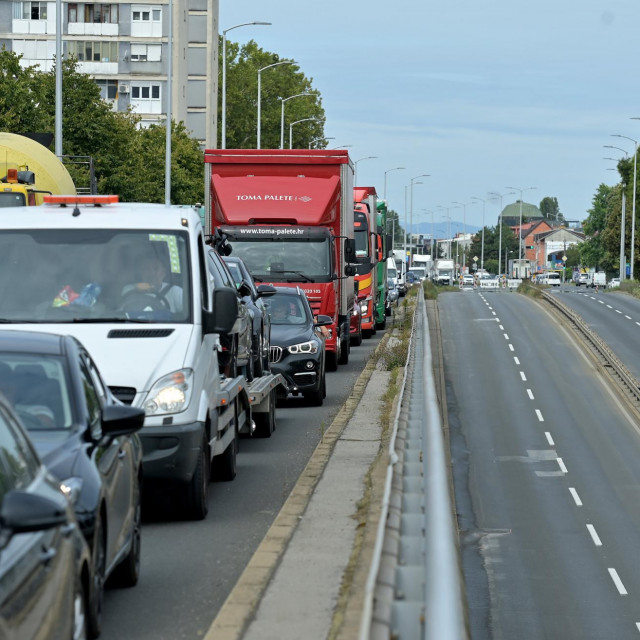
[[360, 289, 468, 639], [541, 290, 640, 407]]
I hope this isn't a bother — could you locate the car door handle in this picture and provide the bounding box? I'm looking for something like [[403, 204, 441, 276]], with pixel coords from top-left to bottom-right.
[[40, 547, 57, 565], [118, 449, 127, 459]]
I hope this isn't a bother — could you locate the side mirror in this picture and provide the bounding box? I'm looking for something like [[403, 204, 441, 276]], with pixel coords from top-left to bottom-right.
[[204, 287, 239, 334], [101, 404, 145, 437], [1, 490, 67, 535], [386, 235, 393, 257], [344, 238, 356, 263], [315, 314, 333, 327], [344, 264, 356, 277], [238, 281, 252, 298], [257, 284, 277, 298]]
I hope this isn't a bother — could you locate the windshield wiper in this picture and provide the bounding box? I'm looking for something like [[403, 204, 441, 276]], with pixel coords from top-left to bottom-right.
[[71, 316, 153, 323], [275, 270, 313, 282], [0, 318, 40, 323]]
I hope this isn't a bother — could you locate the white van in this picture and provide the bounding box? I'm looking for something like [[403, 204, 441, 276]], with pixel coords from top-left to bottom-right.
[[0, 197, 250, 519]]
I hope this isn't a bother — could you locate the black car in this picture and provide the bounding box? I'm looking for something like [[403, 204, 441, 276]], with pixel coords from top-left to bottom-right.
[[207, 248, 253, 378], [0, 330, 145, 638], [263, 287, 330, 406], [222, 256, 276, 378], [0, 392, 93, 640]]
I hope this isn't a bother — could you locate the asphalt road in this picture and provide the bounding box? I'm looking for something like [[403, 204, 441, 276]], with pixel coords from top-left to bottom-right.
[[99, 329, 384, 640], [440, 289, 640, 639], [552, 286, 640, 379]]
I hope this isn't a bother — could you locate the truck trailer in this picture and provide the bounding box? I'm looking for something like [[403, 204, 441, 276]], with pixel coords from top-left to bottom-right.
[[204, 149, 356, 371]]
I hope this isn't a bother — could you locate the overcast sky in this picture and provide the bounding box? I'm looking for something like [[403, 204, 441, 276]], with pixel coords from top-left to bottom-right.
[[220, 0, 640, 235]]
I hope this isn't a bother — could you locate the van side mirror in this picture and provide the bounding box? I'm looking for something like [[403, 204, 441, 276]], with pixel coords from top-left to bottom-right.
[[203, 287, 239, 334], [344, 238, 356, 263]]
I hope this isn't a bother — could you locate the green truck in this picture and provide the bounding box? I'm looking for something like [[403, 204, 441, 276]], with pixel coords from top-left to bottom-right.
[[376, 198, 392, 325]]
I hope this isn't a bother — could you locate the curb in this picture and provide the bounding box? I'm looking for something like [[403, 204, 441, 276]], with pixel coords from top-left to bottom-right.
[[205, 332, 392, 640]]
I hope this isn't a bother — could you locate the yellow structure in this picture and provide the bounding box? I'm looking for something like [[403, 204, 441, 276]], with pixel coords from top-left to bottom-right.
[[0, 133, 76, 206]]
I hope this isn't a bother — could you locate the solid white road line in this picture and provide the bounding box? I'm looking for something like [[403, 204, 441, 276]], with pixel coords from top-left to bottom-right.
[[608, 568, 628, 595], [569, 487, 582, 506], [586, 524, 603, 546], [545, 432, 554, 445]]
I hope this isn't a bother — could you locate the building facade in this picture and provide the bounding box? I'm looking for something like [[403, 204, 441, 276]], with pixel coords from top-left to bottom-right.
[[0, 0, 219, 146]]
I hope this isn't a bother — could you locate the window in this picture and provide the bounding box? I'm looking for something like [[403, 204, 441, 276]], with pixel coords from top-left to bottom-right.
[[130, 43, 161, 62], [15, 1, 47, 20], [82, 3, 118, 23], [132, 5, 161, 23], [95, 79, 118, 100], [68, 40, 118, 63], [68, 3, 77, 22], [131, 83, 161, 101], [79, 361, 102, 434]]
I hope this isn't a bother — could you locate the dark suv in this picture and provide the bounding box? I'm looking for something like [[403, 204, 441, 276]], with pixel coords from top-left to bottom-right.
[[263, 287, 331, 406]]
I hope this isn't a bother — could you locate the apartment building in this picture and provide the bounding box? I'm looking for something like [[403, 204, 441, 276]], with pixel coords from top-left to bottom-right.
[[0, 0, 219, 147]]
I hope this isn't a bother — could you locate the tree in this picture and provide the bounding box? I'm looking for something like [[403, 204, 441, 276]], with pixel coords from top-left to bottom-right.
[[539, 196, 563, 223], [580, 184, 612, 270], [220, 39, 325, 149]]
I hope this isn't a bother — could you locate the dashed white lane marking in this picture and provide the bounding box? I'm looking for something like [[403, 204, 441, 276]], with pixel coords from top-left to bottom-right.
[[499, 325, 504, 330], [616, 310, 622, 314], [535, 409, 544, 422], [492, 311, 496, 315], [508, 344, 514, 351], [625, 315, 632, 320], [635, 622, 640, 632], [520, 371, 527, 381], [527, 389, 534, 399], [569, 487, 582, 506], [557, 458, 567, 473], [608, 568, 628, 595], [636, 322, 640, 327], [514, 356, 520, 365], [504, 333, 509, 340], [607, 304, 613, 308], [599, 300, 605, 304], [586, 524, 603, 546], [545, 432, 554, 445]]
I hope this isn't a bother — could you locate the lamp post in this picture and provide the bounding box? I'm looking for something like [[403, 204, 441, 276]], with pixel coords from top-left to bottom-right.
[[452, 201, 467, 270], [604, 145, 629, 159], [222, 21, 271, 149], [309, 136, 334, 149], [280, 92, 315, 149], [423, 209, 436, 259], [616, 129, 639, 279], [488, 191, 515, 276], [384, 166, 405, 200], [289, 117, 320, 149], [409, 174, 429, 260], [506, 185, 537, 265], [257, 59, 295, 149], [354, 156, 378, 186], [604, 153, 629, 280], [470, 196, 488, 272]]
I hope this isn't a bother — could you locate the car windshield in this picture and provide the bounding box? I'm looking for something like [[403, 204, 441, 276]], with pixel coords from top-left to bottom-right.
[[0, 229, 192, 323], [228, 236, 332, 282], [264, 295, 309, 325], [0, 353, 73, 431]]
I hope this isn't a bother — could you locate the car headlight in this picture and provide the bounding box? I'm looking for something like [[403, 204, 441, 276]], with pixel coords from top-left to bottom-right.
[[60, 476, 83, 505], [145, 368, 193, 416], [288, 340, 319, 354]]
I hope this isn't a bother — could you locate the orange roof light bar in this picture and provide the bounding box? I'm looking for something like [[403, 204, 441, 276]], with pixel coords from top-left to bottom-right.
[[43, 195, 119, 205], [6, 168, 18, 183]]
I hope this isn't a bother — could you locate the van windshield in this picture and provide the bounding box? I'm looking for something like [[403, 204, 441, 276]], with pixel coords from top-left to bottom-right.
[[0, 229, 192, 323]]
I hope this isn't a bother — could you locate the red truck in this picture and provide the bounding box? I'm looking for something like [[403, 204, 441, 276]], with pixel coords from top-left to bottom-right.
[[353, 186, 379, 339], [203, 149, 356, 371]]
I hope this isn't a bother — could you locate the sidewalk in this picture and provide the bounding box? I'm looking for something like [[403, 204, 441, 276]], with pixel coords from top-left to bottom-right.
[[205, 335, 394, 640]]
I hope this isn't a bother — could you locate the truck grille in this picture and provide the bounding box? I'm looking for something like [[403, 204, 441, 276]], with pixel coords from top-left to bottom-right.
[[270, 346, 283, 363], [109, 386, 137, 405]]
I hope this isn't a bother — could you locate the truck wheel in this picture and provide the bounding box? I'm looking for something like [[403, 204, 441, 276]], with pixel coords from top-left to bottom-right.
[[376, 315, 387, 330], [185, 434, 209, 520], [362, 328, 372, 339], [326, 351, 338, 371], [338, 336, 349, 365], [254, 390, 276, 437]]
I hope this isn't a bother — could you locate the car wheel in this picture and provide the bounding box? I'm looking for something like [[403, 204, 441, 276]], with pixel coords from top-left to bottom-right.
[[376, 315, 387, 330], [254, 389, 276, 437], [303, 375, 324, 406], [245, 346, 255, 382], [351, 328, 363, 347], [185, 433, 209, 520], [73, 576, 89, 640], [88, 515, 106, 639], [109, 479, 141, 587], [326, 349, 338, 371]]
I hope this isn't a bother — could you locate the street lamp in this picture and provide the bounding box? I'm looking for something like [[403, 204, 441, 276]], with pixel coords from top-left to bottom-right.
[[452, 201, 467, 269], [309, 136, 334, 149], [354, 156, 378, 186], [470, 196, 487, 272], [409, 174, 430, 257], [257, 59, 296, 149], [384, 166, 405, 200], [506, 185, 537, 265], [222, 21, 271, 149], [612, 134, 637, 279], [603, 145, 629, 158], [423, 209, 436, 259], [289, 117, 321, 149], [488, 191, 515, 276], [604, 153, 628, 280], [280, 92, 315, 149]]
